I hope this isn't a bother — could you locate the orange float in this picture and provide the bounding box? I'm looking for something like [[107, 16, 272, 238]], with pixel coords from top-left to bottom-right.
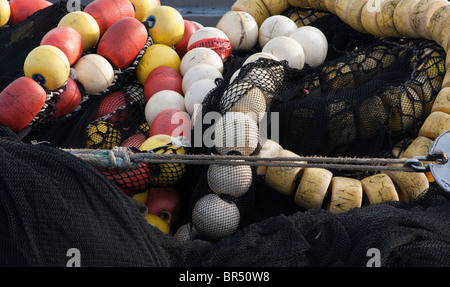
[[8, 0, 52, 25], [149, 109, 191, 140], [53, 77, 82, 118], [0, 77, 47, 131], [144, 66, 183, 102], [97, 17, 148, 69], [174, 20, 200, 58], [40, 26, 83, 66], [84, 0, 135, 36]]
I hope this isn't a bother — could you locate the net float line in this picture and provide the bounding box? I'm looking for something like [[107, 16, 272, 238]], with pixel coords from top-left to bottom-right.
[[62, 146, 438, 173]]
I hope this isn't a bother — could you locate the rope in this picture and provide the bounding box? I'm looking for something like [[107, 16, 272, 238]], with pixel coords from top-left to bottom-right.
[[63, 147, 429, 172]]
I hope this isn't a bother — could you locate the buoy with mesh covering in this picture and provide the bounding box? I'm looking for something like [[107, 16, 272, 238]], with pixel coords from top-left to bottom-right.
[[58, 11, 100, 52], [0, 77, 47, 132], [84, 0, 135, 36], [8, 0, 51, 25], [180, 47, 224, 76], [214, 112, 259, 156], [144, 5, 184, 47], [243, 52, 280, 66], [187, 27, 233, 61], [262, 36, 305, 70], [40, 26, 83, 66], [290, 26, 328, 68], [227, 85, 267, 123], [86, 120, 122, 149], [294, 168, 333, 210], [231, 0, 271, 27], [175, 20, 200, 58], [73, 54, 115, 95], [0, 0, 10, 27], [328, 177, 363, 214], [99, 133, 152, 196], [139, 134, 187, 187], [144, 66, 183, 102], [182, 64, 223, 95], [174, 223, 198, 242], [265, 149, 304, 196], [184, 78, 217, 116], [145, 186, 180, 226], [53, 77, 82, 118], [149, 109, 191, 140], [144, 90, 185, 125], [96, 17, 148, 69], [136, 44, 181, 85], [129, 0, 160, 22], [192, 193, 240, 240], [361, 173, 399, 204], [24, 45, 70, 91], [216, 11, 259, 52], [258, 15, 298, 49], [207, 163, 253, 197], [92, 90, 129, 124]]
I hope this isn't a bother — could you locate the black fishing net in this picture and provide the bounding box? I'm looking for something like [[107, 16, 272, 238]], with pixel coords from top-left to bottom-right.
[[1, 0, 450, 267]]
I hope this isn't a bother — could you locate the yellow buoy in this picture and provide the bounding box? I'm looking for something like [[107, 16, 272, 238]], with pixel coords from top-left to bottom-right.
[[130, 0, 160, 22], [136, 43, 181, 85], [58, 11, 100, 52], [144, 5, 185, 47], [73, 54, 115, 95], [0, 0, 10, 27], [86, 120, 122, 149], [145, 214, 170, 234], [139, 134, 186, 187], [24, 45, 70, 91]]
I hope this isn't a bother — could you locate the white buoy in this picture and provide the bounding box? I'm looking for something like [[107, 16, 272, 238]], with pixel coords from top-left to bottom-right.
[[262, 36, 305, 70], [207, 163, 253, 197], [216, 10, 259, 52], [182, 64, 223, 94], [290, 26, 328, 68], [258, 15, 297, 49], [73, 54, 114, 94], [184, 78, 217, 115], [144, 90, 185, 125], [180, 47, 224, 76]]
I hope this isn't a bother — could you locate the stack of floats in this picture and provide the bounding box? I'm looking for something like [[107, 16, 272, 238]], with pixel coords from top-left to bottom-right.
[[181, 0, 450, 241]]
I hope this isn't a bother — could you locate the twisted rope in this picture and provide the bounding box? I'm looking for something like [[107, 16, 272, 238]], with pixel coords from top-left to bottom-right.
[[63, 148, 430, 172]]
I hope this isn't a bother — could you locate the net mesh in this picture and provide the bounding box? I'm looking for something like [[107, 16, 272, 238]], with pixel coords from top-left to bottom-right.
[[0, 0, 449, 266]]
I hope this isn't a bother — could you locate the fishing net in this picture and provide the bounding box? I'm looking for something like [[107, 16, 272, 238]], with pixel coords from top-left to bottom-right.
[[1, 0, 450, 267]]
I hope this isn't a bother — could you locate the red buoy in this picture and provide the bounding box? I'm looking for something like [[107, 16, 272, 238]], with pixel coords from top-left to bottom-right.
[[149, 109, 191, 140], [84, 0, 135, 36], [145, 186, 181, 226], [0, 77, 47, 131], [175, 20, 200, 58], [40, 26, 83, 66], [97, 17, 148, 69], [53, 77, 82, 118], [99, 132, 150, 196], [8, 0, 52, 25], [93, 91, 129, 124], [144, 66, 183, 102]]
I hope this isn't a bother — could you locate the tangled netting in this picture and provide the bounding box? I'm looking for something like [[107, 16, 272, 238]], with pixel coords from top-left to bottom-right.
[[1, 0, 449, 267]]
